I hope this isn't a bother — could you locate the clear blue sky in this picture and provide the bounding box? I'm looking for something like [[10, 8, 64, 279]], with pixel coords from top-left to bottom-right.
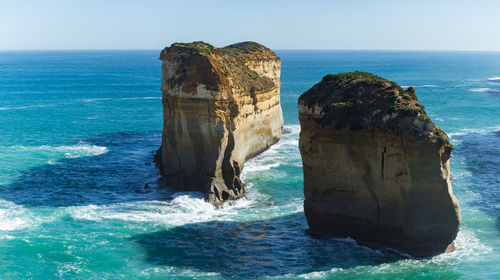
[[1, 0, 499, 51]]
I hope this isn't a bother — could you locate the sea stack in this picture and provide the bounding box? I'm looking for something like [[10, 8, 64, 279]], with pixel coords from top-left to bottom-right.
[[155, 41, 283, 206], [298, 71, 460, 256]]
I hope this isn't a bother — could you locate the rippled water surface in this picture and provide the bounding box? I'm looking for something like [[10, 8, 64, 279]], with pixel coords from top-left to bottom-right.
[[0, 50, 499, 279]]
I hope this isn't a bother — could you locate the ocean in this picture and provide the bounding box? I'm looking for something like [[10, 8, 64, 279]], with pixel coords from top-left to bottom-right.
[[0, 50, 499, 279]]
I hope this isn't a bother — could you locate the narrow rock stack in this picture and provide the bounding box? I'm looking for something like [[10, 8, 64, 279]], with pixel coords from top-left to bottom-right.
[[298, 71, 460, 256], [155, 41, 283, 206]]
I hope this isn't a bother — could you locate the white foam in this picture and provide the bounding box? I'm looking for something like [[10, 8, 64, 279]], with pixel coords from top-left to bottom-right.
[[68, 204, 103, 222], [139, 266, 220, 278], [488, 77, 500, 82], [56, 263, 85, 275], [448, 132, 466, 138], [68, 191, 252, 227], [447, 126, 500, 139], [4, 142, 108, 159], [284, 124, 301, 134], [294, 268, 344, 279], [430, 229, 492, 263], [242, 124, 301, 176], [0, 209, 27, 231], [287, 229, 494, 279], [0, 235, 15, 240], [0, 104, 50, 111], [79, 98, 112, 102], [468, 88, 490, 92], [449, 139, 463, 146], [56, 142, 108, 159], [244, 162, 281, 172], [169, 192, 216, 214], [67, 178, 303, 229], [0, 200, 31, 231]]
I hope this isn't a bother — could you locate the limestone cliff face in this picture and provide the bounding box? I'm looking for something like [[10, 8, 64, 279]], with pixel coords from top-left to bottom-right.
[[155, 41, 283, 206], [298, 72, 460, 257]]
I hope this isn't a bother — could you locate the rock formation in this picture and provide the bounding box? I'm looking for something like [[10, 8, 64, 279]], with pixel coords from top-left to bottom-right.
[[298, 71, 460, 257], [155, 41, 283, 206]]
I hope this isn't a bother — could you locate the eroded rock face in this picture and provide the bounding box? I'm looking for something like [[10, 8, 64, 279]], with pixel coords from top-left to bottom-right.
[[298, 71, 460, 256], [155, 41, 283, 206]]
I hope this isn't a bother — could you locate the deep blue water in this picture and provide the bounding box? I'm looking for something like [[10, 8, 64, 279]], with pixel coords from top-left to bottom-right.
[[0, 50, 499, 279]]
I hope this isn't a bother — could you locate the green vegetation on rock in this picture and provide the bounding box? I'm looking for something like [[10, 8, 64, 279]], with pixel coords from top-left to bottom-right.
[[168, 41, 277, 93], [303, 71, 430, 121], [175, 41, 216, 56], [299, 71, 449, 145]]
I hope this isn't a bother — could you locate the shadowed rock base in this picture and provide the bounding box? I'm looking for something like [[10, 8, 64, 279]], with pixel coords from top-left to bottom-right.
[[305, 206, 455, 257]]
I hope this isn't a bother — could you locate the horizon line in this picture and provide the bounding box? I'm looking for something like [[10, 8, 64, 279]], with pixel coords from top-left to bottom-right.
[[1, 48, 500, 53]]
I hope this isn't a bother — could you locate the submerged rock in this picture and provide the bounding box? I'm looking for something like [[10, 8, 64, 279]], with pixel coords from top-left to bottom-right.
[[298, 71, 460, 256], [155, 41, 283, 206]]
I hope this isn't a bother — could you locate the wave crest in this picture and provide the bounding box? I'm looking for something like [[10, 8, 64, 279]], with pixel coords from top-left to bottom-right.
[[468, 88, 490, 93], [0, 200, 34, 231], [4, 142, 108, 159]]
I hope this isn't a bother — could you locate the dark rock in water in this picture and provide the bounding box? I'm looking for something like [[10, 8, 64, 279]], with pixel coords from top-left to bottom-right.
[[282, 127, 293, 134], [155, 41, 283, 206], [298, 71, 460, 257]]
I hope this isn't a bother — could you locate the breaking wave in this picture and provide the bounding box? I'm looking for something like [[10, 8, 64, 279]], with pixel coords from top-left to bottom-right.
[[79, 98, 113, 102], [0, 200, 34, 231], [448, 126, 500, 139], [0, 104, 51, 111], [468, 88, 490, 92], [2, 142, 108, 159]]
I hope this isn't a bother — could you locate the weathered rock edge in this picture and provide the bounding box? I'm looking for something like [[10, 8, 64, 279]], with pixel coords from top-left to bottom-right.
[[155, 41, 283, 206], [298, 71, 460, 257]]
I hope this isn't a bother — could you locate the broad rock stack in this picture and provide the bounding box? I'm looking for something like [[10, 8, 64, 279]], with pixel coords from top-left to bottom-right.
[[298, 71, 460, 256], [155, 41, 283, 206]]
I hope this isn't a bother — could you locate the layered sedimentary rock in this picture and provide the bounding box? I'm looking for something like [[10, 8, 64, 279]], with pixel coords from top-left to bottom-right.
[[155, 41, 283, 206], [298, 71, 460, 256]]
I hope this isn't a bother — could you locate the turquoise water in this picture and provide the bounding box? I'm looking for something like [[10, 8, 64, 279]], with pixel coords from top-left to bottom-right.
[[0, 50, 499, 279]]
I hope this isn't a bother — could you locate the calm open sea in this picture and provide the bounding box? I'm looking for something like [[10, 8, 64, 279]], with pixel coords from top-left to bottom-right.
[[0, 50, 499, 279]]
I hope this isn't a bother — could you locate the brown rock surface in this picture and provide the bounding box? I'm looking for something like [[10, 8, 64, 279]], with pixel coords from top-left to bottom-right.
[[155, 41, 283, 206], [298, 71, 460, 256]]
